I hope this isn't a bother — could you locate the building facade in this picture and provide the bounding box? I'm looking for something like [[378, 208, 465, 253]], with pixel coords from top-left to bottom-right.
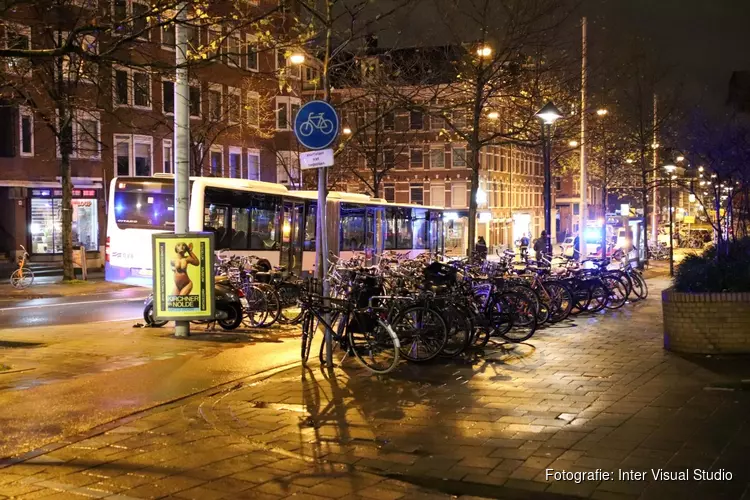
[[0, 0, 305, 263]]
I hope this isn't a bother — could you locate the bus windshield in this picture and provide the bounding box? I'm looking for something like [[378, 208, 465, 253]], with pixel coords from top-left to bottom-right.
[[114, 179, 175, 230]]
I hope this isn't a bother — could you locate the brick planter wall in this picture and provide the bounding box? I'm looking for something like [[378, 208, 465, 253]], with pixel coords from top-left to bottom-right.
[[662, 288, 750, 353]]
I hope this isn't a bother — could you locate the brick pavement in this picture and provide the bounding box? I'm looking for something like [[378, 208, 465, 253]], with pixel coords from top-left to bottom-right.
[[2, 276, 750, 499]]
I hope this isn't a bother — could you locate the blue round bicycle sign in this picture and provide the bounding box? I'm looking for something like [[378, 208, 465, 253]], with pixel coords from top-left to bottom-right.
[[293, 100, 339, 150]]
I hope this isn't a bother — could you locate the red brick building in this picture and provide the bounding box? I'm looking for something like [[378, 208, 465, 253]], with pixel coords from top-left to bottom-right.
[[0, 0, 305, 263]]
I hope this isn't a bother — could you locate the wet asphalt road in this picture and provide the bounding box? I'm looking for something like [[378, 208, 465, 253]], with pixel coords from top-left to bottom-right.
[[0, 288, 150, 329]]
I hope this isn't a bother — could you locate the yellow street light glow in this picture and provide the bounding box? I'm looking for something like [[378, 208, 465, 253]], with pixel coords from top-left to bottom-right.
[[652, 143, 660, 149], [626, 158, 633, 164], [568, 140, 579, 147], [342, 127, 352, 135], [698, 166, 704, 172], [289, 53, 305, 65], [487, 111, 499, 120], [676, 155, 685, 162], [596, 108, 608, 116], [663, 164, 677, 173], [477, 46, 492, 57]]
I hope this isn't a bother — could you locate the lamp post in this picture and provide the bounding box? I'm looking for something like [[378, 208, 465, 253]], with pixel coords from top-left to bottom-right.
[[596, 108, 608, 258], [664, 164, 677, 276], [535, 101, 563, 258]]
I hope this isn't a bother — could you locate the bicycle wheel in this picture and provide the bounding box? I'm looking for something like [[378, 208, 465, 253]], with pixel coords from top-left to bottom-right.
[[605, 270, 632, 301], [602, 276, 628, 310], [497, 291, 537, 343], [440, 303, 473, 357], [301, 311, 317, 363], [348, 316, 400, 374], [257, 284, 281, 327], [392, 305, 448, 362], [486, 293, 513, 337], [587, 283, 608, 312], [631, 271, 649, 300], [277, 282, 303, 324], [143, 303, 168, 328], [10, 267, 33, 289], [242, 285, 268, 327], [544, 281, 573, 323]]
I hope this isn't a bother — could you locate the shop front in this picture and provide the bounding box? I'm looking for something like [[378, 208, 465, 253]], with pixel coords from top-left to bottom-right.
[[29, 188, 100, 257]]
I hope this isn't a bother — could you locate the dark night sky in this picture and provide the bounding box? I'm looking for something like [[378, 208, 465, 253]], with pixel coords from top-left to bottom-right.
[[382, 0, 750, 107]]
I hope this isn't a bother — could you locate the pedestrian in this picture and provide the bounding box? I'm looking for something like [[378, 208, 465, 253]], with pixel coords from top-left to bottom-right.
[[475, 236, 488, 261], [533, 230, 547, 264], [573, 235, 581, 261], [520, 233, 530, 261]]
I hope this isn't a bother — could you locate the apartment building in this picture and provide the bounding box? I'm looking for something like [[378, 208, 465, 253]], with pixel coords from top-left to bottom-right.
[[0, 0, 303, 262], [306, 45, 548, 254]]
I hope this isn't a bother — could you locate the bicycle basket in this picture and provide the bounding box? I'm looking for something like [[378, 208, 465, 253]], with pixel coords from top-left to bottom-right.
[[423, 261, 458, 287]]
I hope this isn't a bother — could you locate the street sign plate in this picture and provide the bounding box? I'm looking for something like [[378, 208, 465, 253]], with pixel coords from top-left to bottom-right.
[[293, 100, 339, 150], [300, 149, 334, 170]]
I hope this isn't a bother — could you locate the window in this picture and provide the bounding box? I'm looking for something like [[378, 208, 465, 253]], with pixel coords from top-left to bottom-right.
[[113, 67, 151, 108], [114, 134, 152, 176], [207, 25, 222, 60], [275, 48, 287, 72], [210, 145, 223, 176], [431, 112, 445, 130], [275, 96, 300, 130], [133, 72, 150, 107], [75, 111, 100, 159], [115, 135, 130, 176], [134, 136, 152, 176], [228, 147, 241, 178], [227, 34, 241, 66], [412, 208, 428, 249], [410, 184, 423, 205], [162, 80, 174, 114], [303, 66, 319, 90], [276, 151, 300, 187], [452, 111, 467, 128], [62, 33, 98, 82], [409, 111, 423, 130], [113, 0, 128, 28], [452, 147, 467, 167], [430, 184, 445, 207], [208, 85, 222, 121], [227, 88, 240, 124], [429, 148, 444, 169], [19, 107, 33, 157], [383, 148, 394, 169], [189, 85, 201, 117], [451, 183, 467, 208], [247, 150, 260, 180], [383, 111, 395, 131], [246, 92, 259, 127], [384, 184, 395, 203], [410, 148, 423, 169], [245, 35, 259, 71], [161, 12, 176, 48], [340, 204, 367, 251], [132, 1, 149, 38], [114, 69, 129, 105], [30, 197, 98, 254], [162, 139, 172, 173]]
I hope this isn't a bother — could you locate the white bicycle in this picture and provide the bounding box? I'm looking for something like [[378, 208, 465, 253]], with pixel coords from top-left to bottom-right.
[[298, 112, 334, 136]]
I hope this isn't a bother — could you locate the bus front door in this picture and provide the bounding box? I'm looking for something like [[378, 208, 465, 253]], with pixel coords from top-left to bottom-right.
[[280, 201, 304, 275]]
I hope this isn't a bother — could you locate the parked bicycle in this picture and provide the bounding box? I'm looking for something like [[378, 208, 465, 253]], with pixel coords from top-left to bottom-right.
[[10, 245, 33, 289]]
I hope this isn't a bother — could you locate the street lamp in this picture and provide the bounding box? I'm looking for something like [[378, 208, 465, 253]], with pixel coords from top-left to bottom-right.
[[568, 140, 579, 147], [289, 52, 305, 65], [477, 45, 492, 58], [676, 155, 685, 163], [535, 101, 563, 259], [342, 127, 352, 135], [596, 108, 610, 257], [596, 108, 608, 116], [664, 164, 677, 277], [487, 110, 499, 120]]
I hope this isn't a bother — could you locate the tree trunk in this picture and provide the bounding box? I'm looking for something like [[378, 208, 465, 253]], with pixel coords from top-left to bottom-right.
[[467, 147, 480, 257], [59, 107, 74, 281]]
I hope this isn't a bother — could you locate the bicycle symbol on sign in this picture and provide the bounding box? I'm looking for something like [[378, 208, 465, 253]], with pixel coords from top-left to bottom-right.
[[298, 112, 334, 137]]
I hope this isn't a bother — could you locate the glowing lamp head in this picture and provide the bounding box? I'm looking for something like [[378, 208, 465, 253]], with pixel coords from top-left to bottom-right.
[[676, 155, 685, 162], [663, 164, 677, 174], [698, 166, 704, 172], [568, 140, 579, 147], [342, 127, 352, 135], [487, 111, 499, 120], [596, 108, 608, 116], [535, 101, 563, 125], [477, 46, 492, 57], [626, 158, 633, 164], [289, 53, 305, 65]]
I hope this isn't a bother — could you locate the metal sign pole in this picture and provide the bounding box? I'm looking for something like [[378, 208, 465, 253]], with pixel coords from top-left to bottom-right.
[[174, 2, 190, 337]]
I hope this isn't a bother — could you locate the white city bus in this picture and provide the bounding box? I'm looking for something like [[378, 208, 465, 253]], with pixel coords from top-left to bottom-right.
[[105, 176, 444, 287]]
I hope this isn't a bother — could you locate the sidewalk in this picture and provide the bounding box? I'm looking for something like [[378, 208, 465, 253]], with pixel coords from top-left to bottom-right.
[[0, 279, 130, 301], [2, 277, 750, 499]]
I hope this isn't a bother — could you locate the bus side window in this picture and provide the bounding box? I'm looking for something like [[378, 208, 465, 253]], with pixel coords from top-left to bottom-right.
[[204, 204, 229, 249], [230, 207, 250, 250], [304, 202, 316, 251]]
